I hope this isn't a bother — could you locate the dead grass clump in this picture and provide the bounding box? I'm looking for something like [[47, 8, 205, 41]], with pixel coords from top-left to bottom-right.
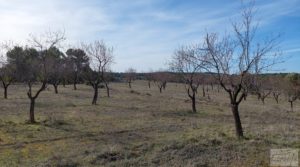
[[129, 90, 141, 95], [43, 156, 79, 167], [90, 150, 140, 165], [42, 112, 69, 127]]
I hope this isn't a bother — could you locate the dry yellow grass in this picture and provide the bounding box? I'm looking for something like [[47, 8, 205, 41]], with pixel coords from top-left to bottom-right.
[[0, 80, 299, 166]]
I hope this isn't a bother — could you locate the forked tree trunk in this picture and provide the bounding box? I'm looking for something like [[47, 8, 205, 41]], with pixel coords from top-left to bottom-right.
[[231, 103, 244, 138], [2, 81, 10, 99], [29, 98, 36, 123], [27, 81, 46, 124], [273, 93, 279, 104], [92, 86, 99, 105]]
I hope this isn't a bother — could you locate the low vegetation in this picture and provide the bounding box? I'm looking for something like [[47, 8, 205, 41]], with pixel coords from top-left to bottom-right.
[[0, 81, 299, 166]]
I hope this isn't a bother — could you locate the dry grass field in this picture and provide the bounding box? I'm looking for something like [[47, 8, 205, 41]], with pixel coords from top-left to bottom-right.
[[0, 80, 299, 166]]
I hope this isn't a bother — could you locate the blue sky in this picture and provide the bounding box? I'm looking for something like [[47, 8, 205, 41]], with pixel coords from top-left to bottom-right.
[[0, 0, 299, 72]]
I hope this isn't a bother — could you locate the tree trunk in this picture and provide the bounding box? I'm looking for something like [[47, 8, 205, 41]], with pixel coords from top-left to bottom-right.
[[148, 81, 151, 88], [231, 104, 244, 138], [202, 86, 206, 97], [63, 80, 66, 87], [73, 83, 77, 90], [261, 98, 265, 105], [105, 84, 110, 97], [273, 94, 279, 104], [290, 101, 294, 112], [53, 85, 58, 94], [92, 86, 99, 105], [191, 94, 196, 113], [243, 94, 247, 101], [128, 82, 131, 88], [159, 87, 162, 93], [4, 86, 8, 99], [29, 98, 36, 123]]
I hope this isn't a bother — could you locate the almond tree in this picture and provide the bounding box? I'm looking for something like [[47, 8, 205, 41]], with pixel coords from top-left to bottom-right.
[[25, 30, 65, 123], [124, 68, 136, 89], [271, 75, 284, 104], [253, 76, 272, 105], [82, 40, 114, 105], [202, 2, 281, 138], [0, 63, 14, 99], [145, 71, 154, 89], [170, 46, 205, 112], [284, 73, 300, 112], [0, 42, 16, 99], [153, 72, 168, 93]]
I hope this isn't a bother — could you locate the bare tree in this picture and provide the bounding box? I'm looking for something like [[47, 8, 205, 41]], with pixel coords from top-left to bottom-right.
[[202, 2, 281, 138], [25, 30, 65, 123], [82, 40, 114, 105], [0, 65, 14, 99], [270, 75, 284, 104], [253, 76, 272, 105], [170, 46, 205, 112], [145, 71, 154, 89], [0, 41, 16, 99], [103, 70, 114, 97], [124, 68, 136, 89], [284, 73, 300, 112], [153, 72, 168, 93]]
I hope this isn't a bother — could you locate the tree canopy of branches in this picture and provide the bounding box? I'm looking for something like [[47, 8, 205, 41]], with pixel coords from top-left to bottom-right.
[[284, 73, 300, 111], [170, 46, 205, 112], [124, 68, 136, 89], [82, 40, 114, 105], [7, 31, 66, 123], [153, 72, 169, 93], [201, 2, 281, 138]]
